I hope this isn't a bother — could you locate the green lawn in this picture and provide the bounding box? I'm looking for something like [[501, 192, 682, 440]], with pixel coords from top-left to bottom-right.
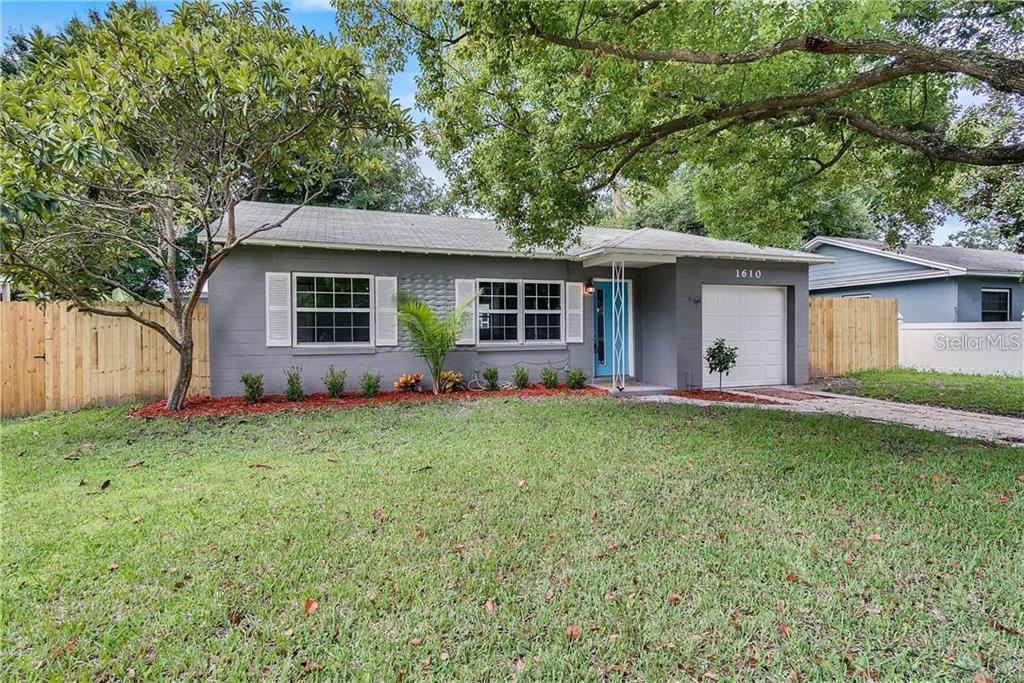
[[2, 398, 1022, 680], [823, 368, 1024, 418]]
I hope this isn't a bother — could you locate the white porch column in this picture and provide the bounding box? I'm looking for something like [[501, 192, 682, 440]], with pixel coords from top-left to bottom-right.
[[611, 259, 626, 391]]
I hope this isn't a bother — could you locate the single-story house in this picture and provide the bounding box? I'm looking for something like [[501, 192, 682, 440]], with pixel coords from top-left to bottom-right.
[[209, 201, 831, 394], [804, 237, 1023, 323]]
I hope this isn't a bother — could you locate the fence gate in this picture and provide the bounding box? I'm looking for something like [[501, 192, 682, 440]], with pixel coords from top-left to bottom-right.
[[1, 302, 209, 417], [1, 302, 47, 416]]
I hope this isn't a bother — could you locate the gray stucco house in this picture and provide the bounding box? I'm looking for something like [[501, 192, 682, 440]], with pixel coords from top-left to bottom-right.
[[805, 237, 1023, 323], [209, 201, 830, 395]]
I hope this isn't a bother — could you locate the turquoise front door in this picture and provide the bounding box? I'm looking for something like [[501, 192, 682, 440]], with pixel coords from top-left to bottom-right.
[[593, 280, 631, 377]]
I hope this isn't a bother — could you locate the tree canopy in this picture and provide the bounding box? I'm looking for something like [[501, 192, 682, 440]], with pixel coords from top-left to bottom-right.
[[258, 138, 446, 214], [598, 169, 704, 234], [340, 0, 1024, 249], [1, 0, 411, 408], [945, 223, 1014, 250], [601, 167, 877, 244]]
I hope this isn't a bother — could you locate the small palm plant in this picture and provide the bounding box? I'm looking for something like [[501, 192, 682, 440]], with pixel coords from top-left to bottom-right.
[[396, 290, 477, 395]]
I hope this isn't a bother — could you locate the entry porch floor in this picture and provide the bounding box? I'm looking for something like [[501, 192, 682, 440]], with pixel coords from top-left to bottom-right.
[[588, 378, 675, 396]]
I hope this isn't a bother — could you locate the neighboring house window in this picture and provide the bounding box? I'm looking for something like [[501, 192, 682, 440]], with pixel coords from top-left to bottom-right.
[[524, 281, 562, 341], [478, 280, 519, 342], [842, 293, 871, 299], [981, 288, 1010, 322], [294, 274, 372, 344]]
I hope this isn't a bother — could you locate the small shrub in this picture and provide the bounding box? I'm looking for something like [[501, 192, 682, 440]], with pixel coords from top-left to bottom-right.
[[323, 366, 347, 398], [394, 373, 423, 392], [512, 365, 529, 389], [360, 371, 382, 398], [437, 370, 465, 393], [540, 366, 559, 389], [283, 366, 304, 401], [482, 367, 500, 391], [565, 368, 587, 390], [240, 373, 264, 404]]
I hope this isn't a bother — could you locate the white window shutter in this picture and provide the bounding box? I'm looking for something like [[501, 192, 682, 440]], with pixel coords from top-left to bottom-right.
[[265, 272, 291, 347], [565, 281, 584, 343], [454, 278, 477, 345], [375, 276, 398, 346]]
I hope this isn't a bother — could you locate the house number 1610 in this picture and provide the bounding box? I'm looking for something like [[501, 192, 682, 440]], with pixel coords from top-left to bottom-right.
[[735, 268, 762, 279]]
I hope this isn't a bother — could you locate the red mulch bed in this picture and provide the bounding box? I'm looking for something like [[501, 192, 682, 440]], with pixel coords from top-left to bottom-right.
[[131, 385, 607, 419], [743, 388, 824, 401], [669, 389, 783, 405]]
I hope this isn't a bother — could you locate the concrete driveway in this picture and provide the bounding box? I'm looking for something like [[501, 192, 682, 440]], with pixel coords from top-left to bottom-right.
[[632, 387, 1024, 447]]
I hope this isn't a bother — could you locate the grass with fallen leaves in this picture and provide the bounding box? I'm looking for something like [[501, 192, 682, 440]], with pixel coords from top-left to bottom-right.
[[2, 398, 1022, 680], [824, 368, 1024, 418]]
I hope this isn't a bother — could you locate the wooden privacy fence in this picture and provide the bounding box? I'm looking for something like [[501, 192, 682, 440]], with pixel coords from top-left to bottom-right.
[[1, 302, 208, 417], [808, 297, 899, 378], [4, 296, 896, 415]]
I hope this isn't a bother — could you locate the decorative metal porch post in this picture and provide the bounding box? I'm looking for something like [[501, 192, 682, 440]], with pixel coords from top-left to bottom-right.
[[611, 259, 626, 391]]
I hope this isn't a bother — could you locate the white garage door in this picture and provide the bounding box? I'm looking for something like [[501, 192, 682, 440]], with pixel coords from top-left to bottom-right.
[[701, 285, 787, 388]]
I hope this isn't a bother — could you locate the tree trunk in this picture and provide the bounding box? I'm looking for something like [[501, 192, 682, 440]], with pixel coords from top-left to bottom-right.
[[165, 315, 194, 411]]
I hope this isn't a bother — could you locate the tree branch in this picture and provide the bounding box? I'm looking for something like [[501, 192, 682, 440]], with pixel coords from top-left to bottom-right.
[[819, 108, 1024, 165], [583, 57, 941, 187], [788, 134, 857, 187], [583, 56, 933, 154], [525, 24, 1024, 94], [3, 257, 181, 350], [75, 302, 182, 351]]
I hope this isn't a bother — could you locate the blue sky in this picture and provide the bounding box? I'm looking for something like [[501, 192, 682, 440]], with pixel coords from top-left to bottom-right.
[[1, 1, 966, 242]]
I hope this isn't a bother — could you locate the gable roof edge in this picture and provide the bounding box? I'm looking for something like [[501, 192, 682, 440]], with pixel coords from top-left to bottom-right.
[[803, 236, 964, 275]]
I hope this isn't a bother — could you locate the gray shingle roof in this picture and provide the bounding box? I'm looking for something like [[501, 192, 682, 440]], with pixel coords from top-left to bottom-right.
[[828, 237, 1023, 273], [581, 226, 825, 261], [215, 201, 829, 264]]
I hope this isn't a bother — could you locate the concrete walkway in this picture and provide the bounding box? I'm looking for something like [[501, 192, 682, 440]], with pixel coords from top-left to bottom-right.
[[629, 387, 1024, 447]]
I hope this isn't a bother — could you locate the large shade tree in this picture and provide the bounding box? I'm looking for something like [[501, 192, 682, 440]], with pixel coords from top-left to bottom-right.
[[339, 0, 1024, 249], [1, 0, 411, 409], [5, 27, 434, 298], [3, 23, 441, 299]]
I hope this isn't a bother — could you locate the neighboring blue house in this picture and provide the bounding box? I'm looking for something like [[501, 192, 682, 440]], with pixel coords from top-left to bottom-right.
[[804, 237, 1023, 323]]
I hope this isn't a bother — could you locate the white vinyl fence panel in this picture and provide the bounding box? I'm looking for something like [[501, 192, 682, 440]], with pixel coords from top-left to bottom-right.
[[898, 314, 1024, 376]]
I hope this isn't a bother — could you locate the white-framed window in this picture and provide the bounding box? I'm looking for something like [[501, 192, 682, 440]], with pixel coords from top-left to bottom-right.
[[477, 279, 564, 344], [293, 273, 373, 345], [524, 281, 563, 342], [981, 288, 1010, 322], [842, 293, 872, 299], [477, 280, 519, 342]]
